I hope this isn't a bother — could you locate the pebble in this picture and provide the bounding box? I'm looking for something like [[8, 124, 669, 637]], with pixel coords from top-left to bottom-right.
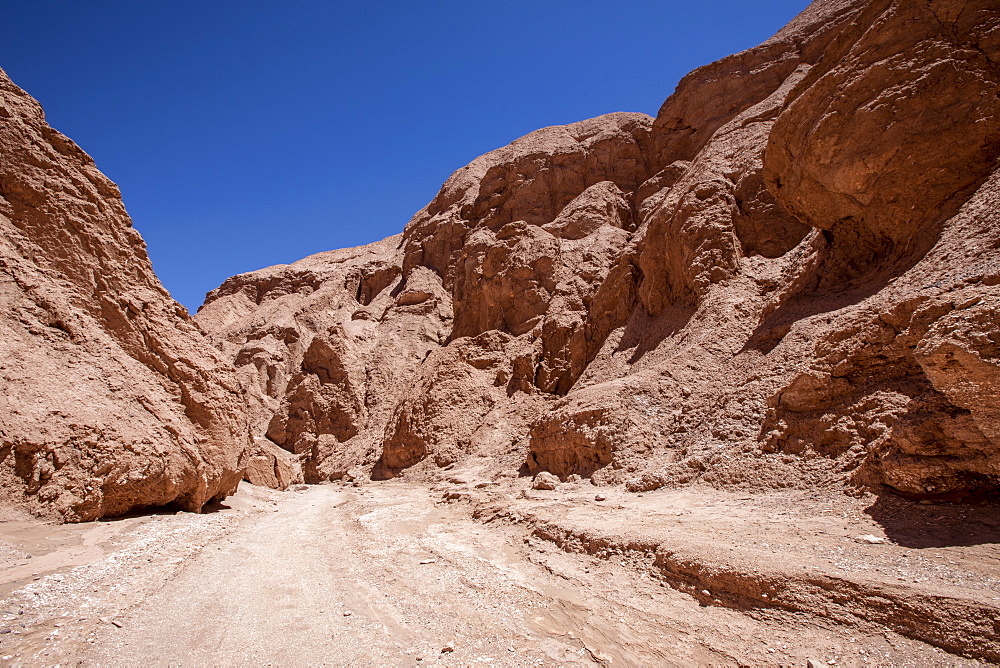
[[854, 534, 886, 544], [595, 495, 606, 501], [419, 559, 436, 565], [441, 642, 455, 653], [342, 611, 353, 617]]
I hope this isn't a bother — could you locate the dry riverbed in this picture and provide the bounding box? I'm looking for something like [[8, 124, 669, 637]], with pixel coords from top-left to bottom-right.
[[0, 472, 995, 666]]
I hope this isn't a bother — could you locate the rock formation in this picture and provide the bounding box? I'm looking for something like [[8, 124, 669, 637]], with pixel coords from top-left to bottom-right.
[[201, 0, 1000, 501], [0, 69, 251, 521]]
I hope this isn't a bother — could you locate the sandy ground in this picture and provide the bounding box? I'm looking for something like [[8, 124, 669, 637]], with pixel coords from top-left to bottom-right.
[[0, 474, 995, 666]]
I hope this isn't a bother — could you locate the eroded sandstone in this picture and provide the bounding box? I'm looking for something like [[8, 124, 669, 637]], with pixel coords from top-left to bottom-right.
[[199, 0, 1000, 502], [0, 70, 251, 521]]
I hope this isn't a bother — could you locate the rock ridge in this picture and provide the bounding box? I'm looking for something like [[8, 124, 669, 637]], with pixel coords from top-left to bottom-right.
[[199, 0, 1000, 501], [0, 69, 251, 521]]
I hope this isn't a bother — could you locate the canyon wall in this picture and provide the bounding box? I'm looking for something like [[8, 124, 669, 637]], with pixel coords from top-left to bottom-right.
[[0, 70, 251, 521], [200, 0, 998, 499]]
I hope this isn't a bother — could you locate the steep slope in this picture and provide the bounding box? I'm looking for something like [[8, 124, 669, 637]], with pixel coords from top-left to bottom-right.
[[0, 70, 251, 521], [199, 0, 1000, 500]]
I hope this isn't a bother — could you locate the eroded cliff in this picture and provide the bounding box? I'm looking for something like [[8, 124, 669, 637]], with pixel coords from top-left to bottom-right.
[[0, 70, 251, 521], [199, 0, 1000, 501]]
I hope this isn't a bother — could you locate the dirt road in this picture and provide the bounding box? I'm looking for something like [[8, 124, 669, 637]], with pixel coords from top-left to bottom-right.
[[0, 480, 987, 666]]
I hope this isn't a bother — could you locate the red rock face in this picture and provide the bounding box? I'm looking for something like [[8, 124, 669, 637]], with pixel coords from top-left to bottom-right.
[[200, 0, 1000, 500], [197, 237, 455, 483], [0, 70, 250, 521]]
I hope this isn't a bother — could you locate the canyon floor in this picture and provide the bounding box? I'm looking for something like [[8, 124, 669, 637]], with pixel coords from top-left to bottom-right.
[[0, 472, 997, 666]]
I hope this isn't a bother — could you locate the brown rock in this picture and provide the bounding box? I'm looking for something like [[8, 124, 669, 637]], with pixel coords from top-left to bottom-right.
[[402, 112, 652, 283], [765, 0, 1000, 257], [243, 439, 303, 490], [372, 330, 543, 479], [200, 0, 1000, 503], [197, 235, 454, 482], [532, 472, 559, 491], [0, 69, 250, 521]]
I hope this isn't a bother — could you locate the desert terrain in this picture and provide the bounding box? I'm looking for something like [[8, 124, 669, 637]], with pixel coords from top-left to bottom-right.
[[1, 469, 998, 666], [1, 0, 999, 663]]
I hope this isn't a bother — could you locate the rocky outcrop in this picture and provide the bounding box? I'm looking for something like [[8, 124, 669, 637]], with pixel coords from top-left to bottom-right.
[[197, 236, 455, 482], [756, 0, 1000, 497], [198, 115, 651, 482], [0, 70, 251, 521], [200, 0, 1000, 501]]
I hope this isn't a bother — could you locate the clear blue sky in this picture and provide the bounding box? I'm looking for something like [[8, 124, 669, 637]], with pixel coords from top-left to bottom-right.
[[2, 1, 809, 311]]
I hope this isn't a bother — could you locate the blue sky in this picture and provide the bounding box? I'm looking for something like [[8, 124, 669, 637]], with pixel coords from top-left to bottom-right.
[[2, 1, 809, 311]]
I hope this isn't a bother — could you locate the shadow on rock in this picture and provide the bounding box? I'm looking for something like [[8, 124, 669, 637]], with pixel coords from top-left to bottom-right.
[[864, 491, 1000, 548], [616, 302, 697, 365]]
